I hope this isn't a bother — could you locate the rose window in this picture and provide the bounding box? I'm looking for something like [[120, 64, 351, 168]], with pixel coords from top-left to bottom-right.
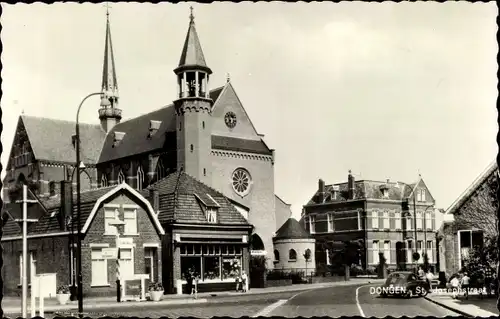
[[232, 168, 252, 196]]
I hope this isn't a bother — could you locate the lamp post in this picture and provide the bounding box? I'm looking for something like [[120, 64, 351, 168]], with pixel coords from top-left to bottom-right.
[[75, 92, 102, 316]]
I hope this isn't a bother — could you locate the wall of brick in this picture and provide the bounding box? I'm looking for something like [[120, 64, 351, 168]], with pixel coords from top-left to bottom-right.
[[2, 235, 72, 296], [273, 239, 316, 275], [81, 193, 162, 296], [211, 154, 276, 270]]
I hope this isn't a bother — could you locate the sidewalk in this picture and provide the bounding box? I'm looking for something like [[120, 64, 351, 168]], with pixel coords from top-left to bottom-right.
[[425, 290, 498, 317], [3, 278, 384, 315]]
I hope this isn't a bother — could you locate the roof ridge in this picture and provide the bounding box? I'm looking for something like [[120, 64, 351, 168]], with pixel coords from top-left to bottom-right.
[[21, 114, 98, 127]]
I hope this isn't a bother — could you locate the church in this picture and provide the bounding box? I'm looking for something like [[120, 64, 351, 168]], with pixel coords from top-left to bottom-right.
[[1, 8, 293, 296]]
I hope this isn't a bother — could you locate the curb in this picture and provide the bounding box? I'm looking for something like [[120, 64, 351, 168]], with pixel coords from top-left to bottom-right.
[[424, 296, 474, 318]]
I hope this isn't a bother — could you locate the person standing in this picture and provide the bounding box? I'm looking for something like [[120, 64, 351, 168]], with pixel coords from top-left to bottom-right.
[[418, 267, 425, 280], [450, 276, 460, 299], [241, 270, 248, 293], [186, 269, 194, 295], [461, 272, 471, 300]]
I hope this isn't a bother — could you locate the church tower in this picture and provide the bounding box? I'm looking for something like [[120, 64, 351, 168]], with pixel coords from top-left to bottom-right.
[[174, 7, 213, 185], [98, 10, 122, 133]]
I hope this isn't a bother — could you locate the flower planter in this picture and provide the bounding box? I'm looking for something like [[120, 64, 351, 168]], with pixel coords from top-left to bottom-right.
[[57, 293, 71, 305], [150, 290, 164, 302]]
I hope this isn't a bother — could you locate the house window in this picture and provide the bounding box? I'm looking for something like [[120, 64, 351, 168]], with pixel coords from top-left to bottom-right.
[[144, 247, 158, 282], [120, 247, 134, 280], [309, 215, 316, 234], [416, 212, 422, 229], [101, 174, 108, 187], [372, 241, 379, 264], [384, 241, 391, 264], [407, 240, 413, 263], [104, 208, 118, 235], [137, 166, 144, 190], [91, 248, 108, 286], [426, 241, 433, 263], [372, 211, 379, 229], [382, 189, 388, 198], [357, 211, 362, 230], [417, 240, 423, 260], [425, 212, 432, 230], [118, 170, 125, 184], [289, 249, 297, 261], [383, 211, 390, 229], [274, 250, 280, 262], [206, 208, 217, 223], [421, 189, 426, 202], [124, 208, 138, 235], [327, 213, 334, 232], [30, 252, 37, 283], [406, 214, 412, 230], [395, 212, 401, 230]]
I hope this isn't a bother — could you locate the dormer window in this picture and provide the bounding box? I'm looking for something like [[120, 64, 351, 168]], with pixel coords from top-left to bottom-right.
[[331, 185, 339, 200], [113, 132, 126, 148], [380, 184, 389, 198], [148, 120, 162, 138], [206, 208, 217, 223]]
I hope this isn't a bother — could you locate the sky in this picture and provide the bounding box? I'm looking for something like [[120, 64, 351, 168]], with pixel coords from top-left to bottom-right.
[[1, 2, 498, 221]]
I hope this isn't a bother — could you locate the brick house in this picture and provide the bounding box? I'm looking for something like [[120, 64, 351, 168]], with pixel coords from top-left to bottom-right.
[[302, 171, 439, 272], [438, 161, 498, 277], [2, 171, 253, 297], [272, 218, 316, 275], [2, 8, 291, 272]]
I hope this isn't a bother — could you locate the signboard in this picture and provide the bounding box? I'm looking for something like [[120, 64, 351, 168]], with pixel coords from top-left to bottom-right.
[[251, 250, 267, 256], [123, 279, 142, 301], [102, 248, 118, 259], [118, 238, 134, 246]]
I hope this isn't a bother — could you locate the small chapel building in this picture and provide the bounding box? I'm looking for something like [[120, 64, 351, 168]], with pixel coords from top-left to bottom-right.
[[1, 8, 292, 296]]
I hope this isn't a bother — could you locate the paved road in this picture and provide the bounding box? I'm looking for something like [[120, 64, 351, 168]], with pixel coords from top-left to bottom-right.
[[269, 284, 462, 317]]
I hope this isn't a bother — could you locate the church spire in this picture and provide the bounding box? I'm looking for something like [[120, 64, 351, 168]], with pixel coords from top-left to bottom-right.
[[98, 10, 122, 132], [176, 6, 211, 73]]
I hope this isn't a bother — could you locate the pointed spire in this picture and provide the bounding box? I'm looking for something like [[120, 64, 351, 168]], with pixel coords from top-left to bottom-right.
[[176, 6, 211, 73], [101, 11, 119, 107]]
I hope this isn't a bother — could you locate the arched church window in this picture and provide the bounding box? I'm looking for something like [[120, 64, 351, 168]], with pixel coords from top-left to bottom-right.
[[49, 181, 56, 197], [156, 160, 165, 181], [101, 174, 108, 188], [274, 250, 280, 262], [118, 170, 125, 184], [231, 168, 252, 197], [289, 249, 297, 261], [137, 165, 144, 190]]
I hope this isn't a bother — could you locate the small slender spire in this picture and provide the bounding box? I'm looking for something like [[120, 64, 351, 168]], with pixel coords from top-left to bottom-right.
[[226, 73, 231, 83], [189, 6, 194, 24], [176, 6, 210, 72], [101, 9, 119, 108]]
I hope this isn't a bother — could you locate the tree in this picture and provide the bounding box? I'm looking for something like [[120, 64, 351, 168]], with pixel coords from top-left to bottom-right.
[[303, 249, 312, 278], [378, 252, 388, 279]]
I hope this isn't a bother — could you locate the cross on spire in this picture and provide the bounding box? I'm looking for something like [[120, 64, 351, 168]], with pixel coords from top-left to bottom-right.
[[103, 2, 112, 17], [226, 73, 231, 83], [189, 6, 194, 23]]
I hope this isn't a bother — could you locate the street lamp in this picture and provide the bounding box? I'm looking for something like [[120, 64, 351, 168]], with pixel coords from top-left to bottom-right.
[[75, 92, 103, 316]]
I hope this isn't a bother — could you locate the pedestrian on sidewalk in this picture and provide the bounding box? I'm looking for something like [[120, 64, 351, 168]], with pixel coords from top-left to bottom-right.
[[193, 272, 199, 299], [450, 276, 460, 299], [461, 272, 470, 300], [235, 275, 241, 292], [241, 271, 248, 293], [186, 269, 194, 295]]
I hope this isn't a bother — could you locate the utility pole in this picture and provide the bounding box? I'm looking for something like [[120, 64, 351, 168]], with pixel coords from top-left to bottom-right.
[[15, 185, 39, 318]]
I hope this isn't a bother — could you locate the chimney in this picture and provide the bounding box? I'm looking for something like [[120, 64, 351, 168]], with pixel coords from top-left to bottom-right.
[[318, 179, 325, 203], [149, 189, 159, 214], [59, 180, 73, 231], [348, 170, 355, 200]]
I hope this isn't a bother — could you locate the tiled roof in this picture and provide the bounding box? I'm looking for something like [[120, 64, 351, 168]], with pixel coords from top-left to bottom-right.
[[148, 172, 250, 225], [212, 135, 272, 155], [2, 186, 116, 238], [21, 115, 106, 164], [98, 87, 223, 163], [274, 218, 312, 240], [178, 16, 208, 69], [446, 160, 498, 215], [306, 179, 418, 205]]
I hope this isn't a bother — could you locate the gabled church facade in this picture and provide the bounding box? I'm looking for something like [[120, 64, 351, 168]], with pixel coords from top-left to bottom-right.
[[2, 8, 292, 295]]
